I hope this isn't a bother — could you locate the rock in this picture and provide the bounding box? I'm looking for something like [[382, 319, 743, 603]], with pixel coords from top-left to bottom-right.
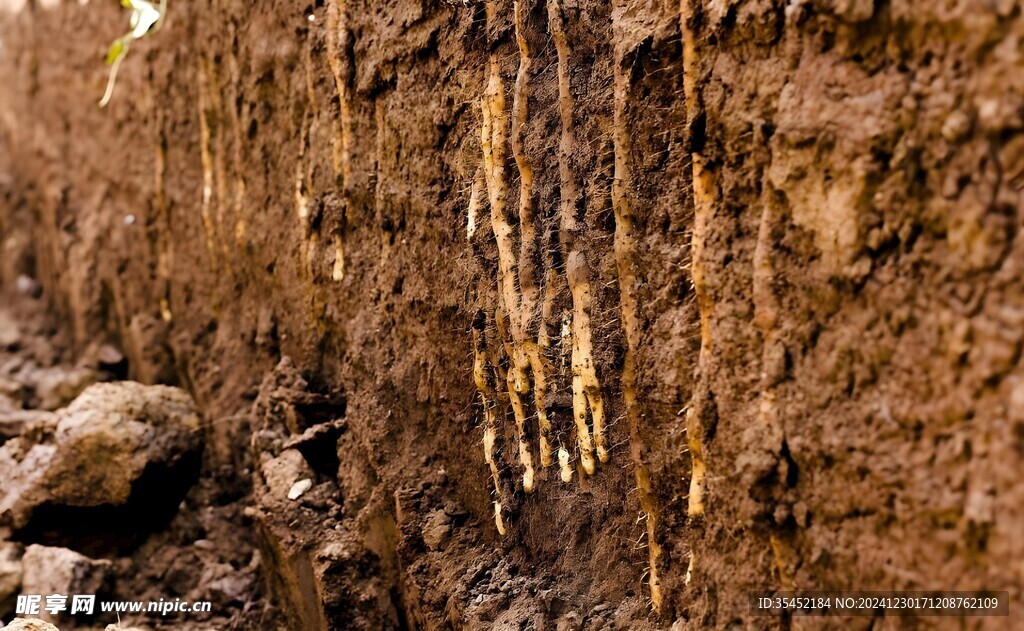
[[941, 110, 972, 143], [3, 619, 60, 631], [556, 611, 582, 631], [0, 542, 22, 615], [442, 501, 468, 518], [421, 509, 452, 551], [30, 367, 97, 411], [0, 312, 22, 349], [0, 394, 17, 415], [0, 377, 22, 402], [95, 344, 125, 368], [20, 545, 110, 623], [259, 449, 313, 499], [0, 383, 202, 541], [192, 539, 215, 551], [20, 545, 111, 593], [316, 543, 348, 563], [287, 479, 312, 500], [14, 275, 42, 299], [0, 411, 58, 446]]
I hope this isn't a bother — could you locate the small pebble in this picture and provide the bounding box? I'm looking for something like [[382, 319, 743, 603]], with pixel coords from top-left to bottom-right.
[[287, 478, 313, 500], [15, 274, 42, 297]]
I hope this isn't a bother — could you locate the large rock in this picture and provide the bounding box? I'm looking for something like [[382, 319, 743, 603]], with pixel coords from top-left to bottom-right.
[[2, 619, 60, 631], [19, 545, 110, 624], [0, 383, 202, 551], [0, 543, 21, 618]]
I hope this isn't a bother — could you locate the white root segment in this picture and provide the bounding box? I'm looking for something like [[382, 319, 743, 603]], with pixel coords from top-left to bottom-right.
[[332, 236, 345, 282], [474, 325, 506, 535], [511, 0, 554, 471], [481, 47, 541, 493], [611, 36, 662, 608], [326, 0, 353, 184], [206, 55, 232, 272], [493, 501, 507, 536], [197, 60, 218, 271], [224, 46, 248, 252], [326, 0, 353, 280], [549, 0, 607, 476], [467, 167, 484, 240], [681, 0, 710, 519], [558, 446, 572, 483], [481, 58, 517, 339], [567, 252, 605, 474]]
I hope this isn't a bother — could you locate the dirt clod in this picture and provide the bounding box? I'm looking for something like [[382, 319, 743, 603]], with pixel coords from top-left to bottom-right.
[[0, 383, 202, 553]]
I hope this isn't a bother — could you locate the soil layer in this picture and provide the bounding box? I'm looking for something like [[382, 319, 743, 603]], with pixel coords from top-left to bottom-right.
[[2, 0, 1023, 628]]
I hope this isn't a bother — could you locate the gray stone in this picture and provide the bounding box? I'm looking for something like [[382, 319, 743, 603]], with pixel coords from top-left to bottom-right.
[[0, 382, 202, 531], [0, 542, 22, 610], [3, 619, 60, 631], [20, 545, 110, 624]]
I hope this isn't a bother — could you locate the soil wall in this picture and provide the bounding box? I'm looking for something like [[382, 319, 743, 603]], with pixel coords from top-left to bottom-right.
[[2, 0, 1023, 628]]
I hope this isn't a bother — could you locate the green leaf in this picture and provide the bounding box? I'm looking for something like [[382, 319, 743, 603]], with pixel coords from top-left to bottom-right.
[[100, 0, 167, 106], [105, 39, 125, 65]]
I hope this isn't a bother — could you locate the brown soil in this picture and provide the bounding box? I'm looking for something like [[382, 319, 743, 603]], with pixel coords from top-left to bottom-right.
[[1, 0, 1023, 629]]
